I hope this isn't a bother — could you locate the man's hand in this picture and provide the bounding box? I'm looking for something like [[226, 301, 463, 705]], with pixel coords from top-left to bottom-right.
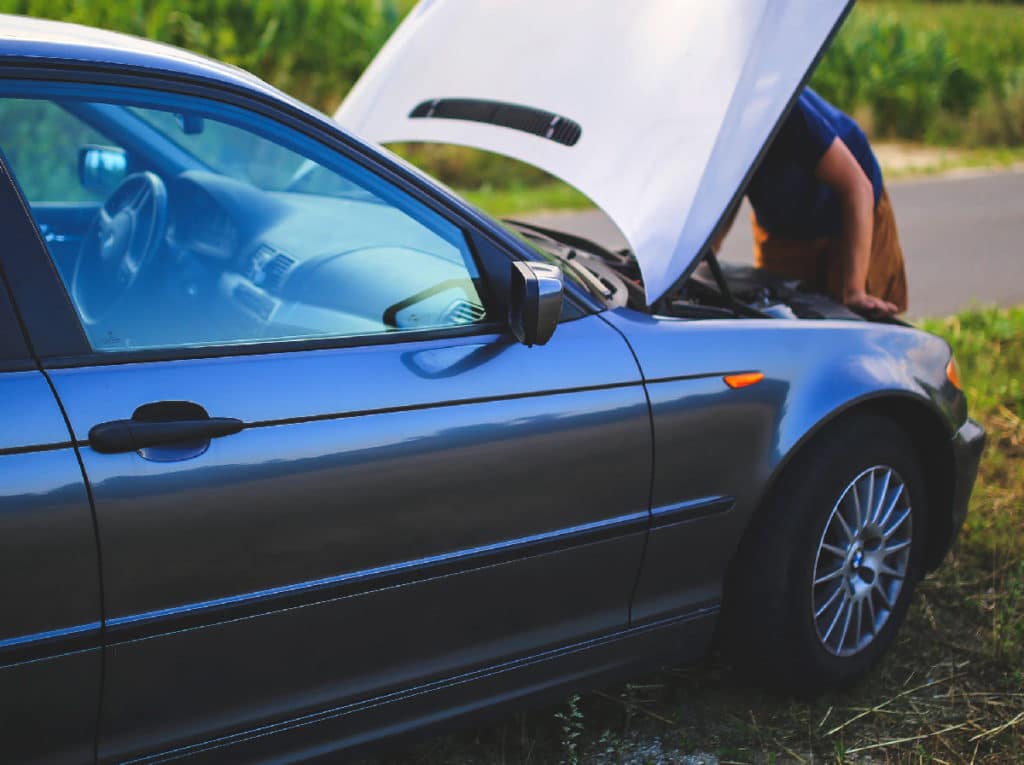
[[845, 290, 898, 318]]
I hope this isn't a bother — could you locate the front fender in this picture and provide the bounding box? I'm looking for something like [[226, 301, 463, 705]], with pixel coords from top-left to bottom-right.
[[772, 328, 961, 467], [601, 309, 962, 621], [604, 310, 960, 471]]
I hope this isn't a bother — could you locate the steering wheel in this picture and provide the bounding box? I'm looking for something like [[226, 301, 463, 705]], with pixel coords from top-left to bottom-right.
[[72, 171, 168, 324]]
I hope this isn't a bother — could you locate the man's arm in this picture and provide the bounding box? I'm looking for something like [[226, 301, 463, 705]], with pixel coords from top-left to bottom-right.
[[815, 137, 898, 316]]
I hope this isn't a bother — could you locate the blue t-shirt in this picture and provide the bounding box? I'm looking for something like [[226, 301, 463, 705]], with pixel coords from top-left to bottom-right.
[[747, 88, 883, 239]]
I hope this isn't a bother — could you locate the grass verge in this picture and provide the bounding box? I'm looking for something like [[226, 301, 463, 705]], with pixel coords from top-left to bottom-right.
[[361, 306, 1023, 764], [879, 144, 1024, 181]]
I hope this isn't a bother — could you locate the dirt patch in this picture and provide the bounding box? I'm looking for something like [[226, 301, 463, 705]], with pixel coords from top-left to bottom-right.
[[875, 142, 1024, 180], [875, 142, 964, 175]]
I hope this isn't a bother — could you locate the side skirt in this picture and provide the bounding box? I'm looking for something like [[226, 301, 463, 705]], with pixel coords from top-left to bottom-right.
[[132, 607, 718, 764]]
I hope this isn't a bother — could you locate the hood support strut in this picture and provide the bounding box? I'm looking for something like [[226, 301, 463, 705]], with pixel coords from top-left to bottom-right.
[[654, 247, 762, 320], [704, 250, 739, 316]]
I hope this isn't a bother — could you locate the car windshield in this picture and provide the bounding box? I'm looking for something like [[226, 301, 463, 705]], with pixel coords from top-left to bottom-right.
[[130, 107, 301, 189], [129, 107, 374, 199], [130, 108, 624, 308]]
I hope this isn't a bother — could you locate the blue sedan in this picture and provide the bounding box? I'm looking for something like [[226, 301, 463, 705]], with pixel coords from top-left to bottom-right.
[[0, 12, 984, 764]]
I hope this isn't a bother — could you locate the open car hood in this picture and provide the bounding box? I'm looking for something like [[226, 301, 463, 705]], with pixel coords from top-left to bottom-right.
[[335, 0, 853, 305]]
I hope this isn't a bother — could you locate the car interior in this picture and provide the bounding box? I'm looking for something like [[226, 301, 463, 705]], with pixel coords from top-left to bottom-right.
[[0, 93, 489, 354]]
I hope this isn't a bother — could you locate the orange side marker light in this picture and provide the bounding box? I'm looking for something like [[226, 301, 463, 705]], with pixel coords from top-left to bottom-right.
[[946, 358, 962, 391], [724, 371, 764, 389]]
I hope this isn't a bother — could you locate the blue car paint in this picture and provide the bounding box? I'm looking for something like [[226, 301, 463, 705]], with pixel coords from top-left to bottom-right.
[[599, 309, 973, 623], [0, 16, 984, 764], [0, 374, 103, 765]]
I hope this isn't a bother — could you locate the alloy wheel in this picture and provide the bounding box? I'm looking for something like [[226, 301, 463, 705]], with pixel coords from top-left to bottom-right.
[[811, 466, 913, 657]]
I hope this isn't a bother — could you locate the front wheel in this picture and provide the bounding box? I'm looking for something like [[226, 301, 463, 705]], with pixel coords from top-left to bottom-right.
[[722, 414, 928, 695], [812, 464, 914, 659]]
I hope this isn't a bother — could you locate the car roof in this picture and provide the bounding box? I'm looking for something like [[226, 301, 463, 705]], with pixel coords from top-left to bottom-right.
[[0, 14, 285, 101]]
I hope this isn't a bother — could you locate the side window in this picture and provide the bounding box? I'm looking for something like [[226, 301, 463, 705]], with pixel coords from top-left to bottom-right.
[[0, 87, 488, 354], [0, 99, 118, 202]]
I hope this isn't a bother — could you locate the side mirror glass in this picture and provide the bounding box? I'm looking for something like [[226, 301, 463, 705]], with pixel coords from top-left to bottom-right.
[[509, 261, 563, 347], [79, 145, 128, 196]]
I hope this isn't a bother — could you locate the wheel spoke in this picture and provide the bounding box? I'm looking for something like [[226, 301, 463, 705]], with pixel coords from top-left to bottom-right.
[[837, 597, 854, 650], [130, 182, 150, 211], [850, 482, 864, 532], [814, 567, 845, 586], [883, 538, 911, 556], [877, 561, 906, 580], [875, 483, 905, 530], [866, 587, 878, 632], [821, 543, 847, 559], [883, 507, 912, 540], [871, 469, 892, 524], [875, 581, 894, 610], [822, 591, 849, 642], [863, 470, 876, 526], [833, 509, 855, 542], [815, 582, 845, 618]]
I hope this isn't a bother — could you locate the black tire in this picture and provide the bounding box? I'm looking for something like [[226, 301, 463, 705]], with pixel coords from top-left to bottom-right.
[[721, 414, 928, 696]]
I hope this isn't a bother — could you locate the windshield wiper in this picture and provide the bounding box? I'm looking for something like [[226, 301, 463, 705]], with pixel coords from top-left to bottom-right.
[[559, 250, 615, 299]]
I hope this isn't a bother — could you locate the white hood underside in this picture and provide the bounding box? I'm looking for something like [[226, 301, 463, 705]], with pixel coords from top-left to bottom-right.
[[336, 0, 852, 305]]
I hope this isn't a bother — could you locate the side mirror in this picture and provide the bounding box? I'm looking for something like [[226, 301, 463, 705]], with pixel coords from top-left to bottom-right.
[[509, 261, 563, 347], [79, 145, 128, 195], [175, 112, 205, 135]]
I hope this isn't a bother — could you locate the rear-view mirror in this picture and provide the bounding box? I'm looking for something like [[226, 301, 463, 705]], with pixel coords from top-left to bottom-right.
[[176, 112, 205, 135], [78, 145, 128, 196]]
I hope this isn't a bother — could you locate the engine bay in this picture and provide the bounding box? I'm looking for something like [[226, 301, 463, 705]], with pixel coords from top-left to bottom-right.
[[505, 220, 869, 323]]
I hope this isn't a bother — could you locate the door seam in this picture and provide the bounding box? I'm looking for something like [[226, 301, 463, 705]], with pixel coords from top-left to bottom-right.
[[38, 366, 108, 765], [594, 312, 656, 626]]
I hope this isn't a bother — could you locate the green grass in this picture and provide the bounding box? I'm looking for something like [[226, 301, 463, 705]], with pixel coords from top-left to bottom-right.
[[921, 307, 1024, 586], [459, 182, 593, 217], [360, 306, 1024, 765]]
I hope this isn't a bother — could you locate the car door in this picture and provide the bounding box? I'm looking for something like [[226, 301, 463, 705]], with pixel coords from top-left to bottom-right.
[[0, 184, 103, 764], [0, 82, 652, 761]]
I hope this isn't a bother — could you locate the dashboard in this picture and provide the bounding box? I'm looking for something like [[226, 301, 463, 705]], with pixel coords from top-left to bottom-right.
[[151, 170, 486, 348], [168, 187, 239, 259]]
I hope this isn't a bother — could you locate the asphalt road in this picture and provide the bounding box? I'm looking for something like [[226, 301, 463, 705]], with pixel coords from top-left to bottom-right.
[[526, 169, 1024, 318]]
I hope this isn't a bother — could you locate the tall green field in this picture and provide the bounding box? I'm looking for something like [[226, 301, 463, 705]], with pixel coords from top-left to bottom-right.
[[0, 0, 413, 111], [2, 1, 1022, 198], [814, 2, 1024, 146], [4, 1, 1022, 147]]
